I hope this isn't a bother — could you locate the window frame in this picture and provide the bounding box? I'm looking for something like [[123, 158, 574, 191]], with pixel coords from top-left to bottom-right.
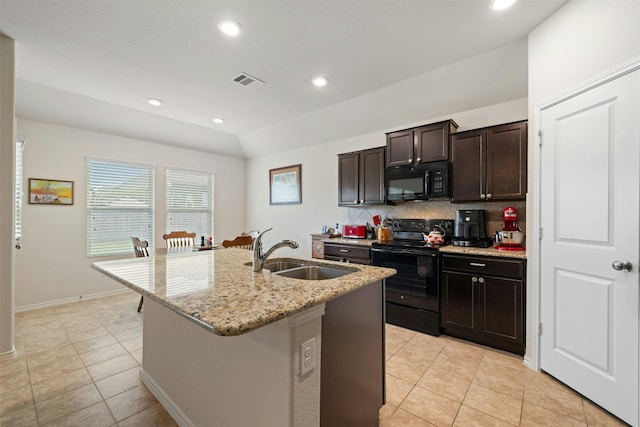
[[165, 167, 214, 243], [15, 137, 24, 241], [86, 157, 155, 257]]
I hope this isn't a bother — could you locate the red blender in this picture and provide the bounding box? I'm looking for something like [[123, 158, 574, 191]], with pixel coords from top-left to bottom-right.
[[495, 206, 526, 251]]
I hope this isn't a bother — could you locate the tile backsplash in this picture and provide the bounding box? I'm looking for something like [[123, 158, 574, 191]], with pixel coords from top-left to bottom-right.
[[347, 200, 526, 237]]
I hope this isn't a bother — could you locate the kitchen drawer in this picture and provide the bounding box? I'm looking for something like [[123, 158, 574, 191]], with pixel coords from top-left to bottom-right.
[[442, 254, 524, 279], [324, 243, 370, 264]]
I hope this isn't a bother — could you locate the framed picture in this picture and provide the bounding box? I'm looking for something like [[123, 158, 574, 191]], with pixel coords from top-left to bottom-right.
[[28, 178, 74, 205], [269, 164, 302, 205]]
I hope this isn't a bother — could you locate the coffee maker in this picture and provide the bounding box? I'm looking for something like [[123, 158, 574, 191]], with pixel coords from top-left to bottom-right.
[[453, 209, 493, 248]]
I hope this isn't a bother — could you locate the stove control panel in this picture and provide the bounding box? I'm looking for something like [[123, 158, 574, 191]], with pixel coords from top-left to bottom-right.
[[391, 219, 428, 232], [390, 218, 453, 232], [425, 219, 454, 237]]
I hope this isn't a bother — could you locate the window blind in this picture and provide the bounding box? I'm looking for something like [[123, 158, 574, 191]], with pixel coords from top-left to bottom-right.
[[166, 169, 214, 241], [87, 158, 155, 257], [15, 139, 24, 240]]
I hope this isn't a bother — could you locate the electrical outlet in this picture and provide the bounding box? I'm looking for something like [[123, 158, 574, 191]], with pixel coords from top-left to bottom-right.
[[300, 337, 315, 376]]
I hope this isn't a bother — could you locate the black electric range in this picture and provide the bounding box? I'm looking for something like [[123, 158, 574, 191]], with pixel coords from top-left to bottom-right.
[[371, 219, 453, 336]]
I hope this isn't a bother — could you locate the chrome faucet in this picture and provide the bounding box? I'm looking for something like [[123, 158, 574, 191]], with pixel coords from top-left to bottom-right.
[[253, 228, 299, 272]]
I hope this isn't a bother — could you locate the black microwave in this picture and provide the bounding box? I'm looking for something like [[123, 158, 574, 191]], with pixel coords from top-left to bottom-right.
[[385, 160, 450, 202]]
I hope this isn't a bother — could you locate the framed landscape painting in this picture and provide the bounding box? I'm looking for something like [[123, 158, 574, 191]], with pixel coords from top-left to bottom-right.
[[29, 178, 74, 205], [269, 164, 301, 205]]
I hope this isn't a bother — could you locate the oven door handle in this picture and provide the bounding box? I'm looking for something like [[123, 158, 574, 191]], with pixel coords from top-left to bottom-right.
[[371, 247, 438, 257]]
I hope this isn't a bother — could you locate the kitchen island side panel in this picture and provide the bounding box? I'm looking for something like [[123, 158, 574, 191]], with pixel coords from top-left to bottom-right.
[[141, 298, 323, 427]]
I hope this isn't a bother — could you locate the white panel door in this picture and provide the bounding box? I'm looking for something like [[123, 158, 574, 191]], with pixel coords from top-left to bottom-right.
[[540, 69, 639, 426]]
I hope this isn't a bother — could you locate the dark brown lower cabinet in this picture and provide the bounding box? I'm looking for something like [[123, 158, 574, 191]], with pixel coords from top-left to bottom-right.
[[323, 242, 370, 265], [441, 254, 525, 355]]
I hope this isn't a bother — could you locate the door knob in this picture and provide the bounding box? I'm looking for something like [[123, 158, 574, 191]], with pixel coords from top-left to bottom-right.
[[611, 260, 632, 272]]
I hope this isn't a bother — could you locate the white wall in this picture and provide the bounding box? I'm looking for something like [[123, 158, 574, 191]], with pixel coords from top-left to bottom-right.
[[526, 0, 640, 363], [246, 98, 528, 258], [529, 0, 640, 104], [15, 119, 246, 309]]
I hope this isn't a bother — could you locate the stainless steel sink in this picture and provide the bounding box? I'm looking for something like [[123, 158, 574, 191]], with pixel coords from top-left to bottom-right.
[[262, 261, 307, 272], [244, 260, 307, 272], [273, 265, 356, 280], [245, 258, 358, 280]]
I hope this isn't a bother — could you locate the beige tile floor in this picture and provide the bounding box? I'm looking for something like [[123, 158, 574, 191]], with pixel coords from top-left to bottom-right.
[[1, 292, 176, 427], [382, 324, 628, 427], [0, 291, 628, 426]]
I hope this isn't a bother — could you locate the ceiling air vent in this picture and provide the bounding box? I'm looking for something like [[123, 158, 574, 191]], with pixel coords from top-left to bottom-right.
[[231, 72, 265, 89]]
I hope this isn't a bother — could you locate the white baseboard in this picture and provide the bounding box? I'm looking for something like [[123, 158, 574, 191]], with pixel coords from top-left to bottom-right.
[[0, 346, 16, 358], [523, 355, 534, 371], [140, 368, 194, 427], [14, 288, 134, 312]]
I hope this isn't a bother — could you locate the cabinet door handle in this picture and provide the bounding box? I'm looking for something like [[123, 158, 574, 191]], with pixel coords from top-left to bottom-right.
[[469, 262, 486, 267], [416, 157, 421, 162], [339, 249, 350, 253], [486, 193, 492, 199], [360, 200, 364, 204], [472, 277, 478, 283], [354, 200, 358, 204], [480, 193, 486, 199], [478, 277, 485, 284]]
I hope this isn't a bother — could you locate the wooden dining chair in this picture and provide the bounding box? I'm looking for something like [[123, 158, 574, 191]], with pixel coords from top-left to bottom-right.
[[130, 237, 149, 312], [163, 231, 197, 249], [222, 235, 255, 249]]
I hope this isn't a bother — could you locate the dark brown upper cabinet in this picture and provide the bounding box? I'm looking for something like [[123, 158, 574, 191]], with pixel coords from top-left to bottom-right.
[[338, 147, 385, 206], [386, 119, 458, 167], [450, 121, 527, 203]]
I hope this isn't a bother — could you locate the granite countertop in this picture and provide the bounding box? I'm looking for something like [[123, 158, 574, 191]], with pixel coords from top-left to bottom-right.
[[438, 245, 527, 259], [92, 249, 395, 337]]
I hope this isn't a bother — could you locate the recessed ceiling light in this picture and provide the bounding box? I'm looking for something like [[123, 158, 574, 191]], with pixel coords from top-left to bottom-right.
[[147, 98, 163, 106], [490, 0, 517, 11], [218, 20, 242, 36], [212, 118, 224, 124], [312, 76, 328, 87]]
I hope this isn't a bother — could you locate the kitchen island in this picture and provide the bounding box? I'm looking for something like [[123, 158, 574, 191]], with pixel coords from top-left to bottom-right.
[[92, 249, 395, 427]]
